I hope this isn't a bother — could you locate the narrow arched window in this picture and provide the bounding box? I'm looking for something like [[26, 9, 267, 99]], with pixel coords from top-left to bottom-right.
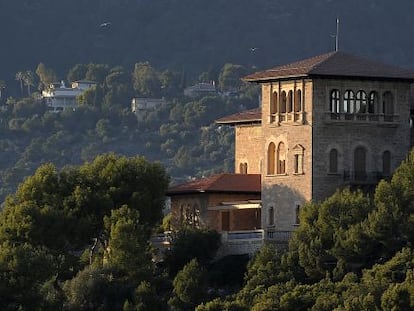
[[270, 91, 278, 115], [330, 89, 340, 113], [354, 146, 367, 181], [355, 90, 367, 113], [287, 90, 293, 112], [382, 151, 391, 177], [194, 204, 200, 228], [268, 206, 274, 226], [329, 149, 338, 173], [294, 89, 302, 112], [294, 154, 301, 174], [185, 204, 194, 226], [280, 91, 287, 113], [267, 143, 276, 175], [239, 162, 248, 174], [295, 205, 301, 225], [277, 142, 286, 174], [239, 163, 243, 174], [343, 90, 355, 113], [368, 91, 378, 113]]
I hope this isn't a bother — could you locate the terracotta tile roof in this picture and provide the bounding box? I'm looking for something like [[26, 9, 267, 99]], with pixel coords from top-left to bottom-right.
[[216, 108, 262, 125], [167, 173, 261, 195], [243, 51, 414, 82]]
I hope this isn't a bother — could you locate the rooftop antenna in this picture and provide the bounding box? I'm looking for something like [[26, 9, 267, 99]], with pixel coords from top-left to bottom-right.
[[335, 17, 340, 51]]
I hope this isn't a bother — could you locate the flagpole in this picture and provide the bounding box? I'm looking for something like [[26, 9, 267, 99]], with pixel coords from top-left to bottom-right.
[[335, 17, 340, 51]]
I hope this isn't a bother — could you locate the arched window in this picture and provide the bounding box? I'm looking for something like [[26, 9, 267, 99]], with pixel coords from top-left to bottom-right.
[[355, 90, 367, 113], [268, 206, 274, 226], [382, 151, 391, 177], [239, 162, 248, 174], [368, 91, 378, 113], [287, 90, 293, 112], [330, 89, 340, 113], [280, 91, 287, 113], [294, 89, 302, 112], [295, 205, 301, 225], [354, 146, 367, 181], [270, 91, 278, 115], [194, 204, 200, 228], [293, 144, 304, 174], [343, 90, 355, 113], [329, 149, 338, 173], [184, 204, 194, 226], [267, 143, 276, 175], [277, 142, 286, 174], [383, 91, 394, 117]]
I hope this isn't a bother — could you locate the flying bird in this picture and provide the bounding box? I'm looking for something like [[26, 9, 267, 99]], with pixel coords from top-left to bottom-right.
[[250, 47, 259, 52], [99, 22, 112, 28]]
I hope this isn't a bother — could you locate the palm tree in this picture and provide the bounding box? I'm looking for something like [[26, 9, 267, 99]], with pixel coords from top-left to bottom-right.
[[15, 71, 24, 95], [23, 71, 35, 96]]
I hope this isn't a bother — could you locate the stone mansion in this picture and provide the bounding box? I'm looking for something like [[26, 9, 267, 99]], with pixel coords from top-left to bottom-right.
[[167, 51, 414, 254]]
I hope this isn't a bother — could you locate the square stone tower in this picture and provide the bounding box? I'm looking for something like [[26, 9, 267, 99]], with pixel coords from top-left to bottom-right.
[[243, 51, 414, 240]]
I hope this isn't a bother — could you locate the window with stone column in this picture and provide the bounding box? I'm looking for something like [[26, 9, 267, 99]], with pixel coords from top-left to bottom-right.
[[292, 144, 304, 174], [277, 142, 286, 175]]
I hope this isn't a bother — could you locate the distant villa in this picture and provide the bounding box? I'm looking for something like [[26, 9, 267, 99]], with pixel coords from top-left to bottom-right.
[[42, 80, 96, 112]]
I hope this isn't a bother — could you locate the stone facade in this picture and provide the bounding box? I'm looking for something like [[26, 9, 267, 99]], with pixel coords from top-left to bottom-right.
[[260, 79, 313, 233], [240, 51, 414, 240], [234, 124, 263, 174], [311, 78, 411, 201], [256, 77, 412, 237]]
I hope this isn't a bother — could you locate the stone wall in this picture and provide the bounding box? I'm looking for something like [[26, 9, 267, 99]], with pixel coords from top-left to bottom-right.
[[260, 80, 313, 232], [258, 77, 412, 233], [234, 124, 263, 174], [311, 78, 412, 201]]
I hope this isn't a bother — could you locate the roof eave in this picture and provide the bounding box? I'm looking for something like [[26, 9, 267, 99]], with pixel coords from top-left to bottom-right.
[[166, 189, 261, 196], [215, 119, 261, 125], [244, 73, 414, 83], [242, 74, 309, 83]]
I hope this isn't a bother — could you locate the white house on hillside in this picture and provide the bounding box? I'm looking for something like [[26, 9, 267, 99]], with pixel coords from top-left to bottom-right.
[[42, 80, 96, 112], [131, 97, 166, 120], [184, 82, 217, 98]]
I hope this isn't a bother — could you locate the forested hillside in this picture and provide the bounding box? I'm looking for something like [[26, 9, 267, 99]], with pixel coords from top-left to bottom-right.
[[3, 138, 414, 310], [0, 60, 259, 203], [1, 0, 414, 95]]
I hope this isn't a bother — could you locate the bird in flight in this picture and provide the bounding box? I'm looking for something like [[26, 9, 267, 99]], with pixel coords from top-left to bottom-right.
[[100, 22, 112, 28], [250, 47, 259, 52]]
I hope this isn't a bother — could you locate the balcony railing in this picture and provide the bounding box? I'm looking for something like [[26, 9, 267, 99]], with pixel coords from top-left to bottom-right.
[[270, 112, 305, 125], [326, 112, 399, 124], [152, 229, 295, 258], [221, 229, 264, 242], [218, 230, 264, 257], [266, 229, 292, 242], [150, 231, 173, 260]]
